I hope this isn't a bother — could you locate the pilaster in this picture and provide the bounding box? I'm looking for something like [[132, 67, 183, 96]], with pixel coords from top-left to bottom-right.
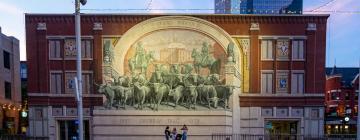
[[305, 23, 317, 93], [249, 23, 260, 93], [225, 61, 241, 134], [93, 22, 103, 87], [36, 22, 48, 93]]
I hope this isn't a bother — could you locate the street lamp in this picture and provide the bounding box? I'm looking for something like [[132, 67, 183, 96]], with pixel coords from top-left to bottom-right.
[[357, 59, 360, 140], [75, 0, 86, 140]]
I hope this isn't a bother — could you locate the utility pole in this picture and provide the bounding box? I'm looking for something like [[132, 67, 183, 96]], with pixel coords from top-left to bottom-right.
[[75, 0, 86, 140]]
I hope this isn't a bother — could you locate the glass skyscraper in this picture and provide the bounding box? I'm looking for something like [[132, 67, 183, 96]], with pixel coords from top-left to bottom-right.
[[215, 0, 303, 14]]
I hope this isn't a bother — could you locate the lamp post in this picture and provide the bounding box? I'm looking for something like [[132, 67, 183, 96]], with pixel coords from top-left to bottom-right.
[[75, 0, 86, 140], [357, 59, 360, 140]]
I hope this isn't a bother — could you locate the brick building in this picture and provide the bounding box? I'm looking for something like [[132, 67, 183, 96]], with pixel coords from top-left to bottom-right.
[[25, 14, 328, 139], [0, 26, 22, 134], [325, 67, 360, 134]]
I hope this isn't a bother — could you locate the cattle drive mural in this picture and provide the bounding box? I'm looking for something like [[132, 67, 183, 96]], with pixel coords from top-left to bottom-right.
[[100, 29, 236, 111]]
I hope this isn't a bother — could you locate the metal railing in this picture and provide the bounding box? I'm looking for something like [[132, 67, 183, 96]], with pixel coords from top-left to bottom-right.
[[0, 135, 48, 140], [211, 134, 357, 140]]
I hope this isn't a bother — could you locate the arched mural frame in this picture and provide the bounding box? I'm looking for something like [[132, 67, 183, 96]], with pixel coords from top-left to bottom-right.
[[111, 16, 243, 75]]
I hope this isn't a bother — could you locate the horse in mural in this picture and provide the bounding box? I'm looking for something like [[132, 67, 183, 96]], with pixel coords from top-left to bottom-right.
[[191, 42, 222, 74], [128, 43, 155, 75]]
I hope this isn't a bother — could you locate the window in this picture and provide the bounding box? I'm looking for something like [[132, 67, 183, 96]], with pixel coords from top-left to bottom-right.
[[82, 73, 93, 94], [356, 92, 359, 100], [65, 72, 92, 94], [5, 82, 11, 99], [276, 72, 289, 93], [261, 72, 273, 94], [291, 73, 304, 94], [292, 40, 305, 60], [64, 39, 93, 59], [310, 109, 320, 118], [81, 40, 93, 59], [20, 64, 27, 79], [3, 51, 10, 69], [331, 92, 338, 100], [345, 92, 350, 100], [34, 108, 43, 119], [50, 73, 63, 94], [261, 40, 273, 60], [276, 40, 289, 60], [355, 105, 358, 115], [49, 40, 61, 59]]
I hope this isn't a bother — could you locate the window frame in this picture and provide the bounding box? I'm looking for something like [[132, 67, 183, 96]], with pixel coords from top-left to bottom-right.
[[261, 70, 274, 94], [292, 40, 305, 61], [4, 81, 11, 99], [50, 71, 63, 94], [261, 40, 274, 61], [291, 72, 305, 94], [3, 50, 10, 69], [48, 40, 62, 60]]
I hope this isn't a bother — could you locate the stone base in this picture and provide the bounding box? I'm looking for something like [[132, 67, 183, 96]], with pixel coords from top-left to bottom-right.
[[92, 109, 233, 140]]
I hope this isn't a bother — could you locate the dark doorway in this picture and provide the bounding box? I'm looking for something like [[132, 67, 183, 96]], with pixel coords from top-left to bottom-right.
[[58, 120, 89, 140]]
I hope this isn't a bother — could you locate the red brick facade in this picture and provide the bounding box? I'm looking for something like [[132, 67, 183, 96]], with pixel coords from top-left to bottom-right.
[[25, 14, 328, 107]]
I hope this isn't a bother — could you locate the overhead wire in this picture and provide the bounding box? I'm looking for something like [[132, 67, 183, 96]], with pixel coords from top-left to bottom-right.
[[309, 0, 337, 12]]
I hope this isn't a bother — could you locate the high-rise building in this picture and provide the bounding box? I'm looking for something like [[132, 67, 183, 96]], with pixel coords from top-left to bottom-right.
[[215, 0, 303, 14]]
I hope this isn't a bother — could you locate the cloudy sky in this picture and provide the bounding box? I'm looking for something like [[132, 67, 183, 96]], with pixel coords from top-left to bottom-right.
[[0, 0, 359, 67]]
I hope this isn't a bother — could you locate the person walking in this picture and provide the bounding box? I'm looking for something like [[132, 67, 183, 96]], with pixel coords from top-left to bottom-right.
[[171, 127, 177, 140], [180, 125, 188, 140], [164, 126, 171, 140]]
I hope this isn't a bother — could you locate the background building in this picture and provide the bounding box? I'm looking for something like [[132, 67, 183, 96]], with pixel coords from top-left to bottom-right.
[[0, 26, 22, 134], [20, 61, 28, 134], [215, 0, 303, 14], [325, 66, 360, 134], [25, 14, 327, 139]]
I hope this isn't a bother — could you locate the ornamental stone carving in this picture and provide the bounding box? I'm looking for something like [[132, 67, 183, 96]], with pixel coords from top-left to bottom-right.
[[93, 22, 103, 30], [307, 23, 316, 31], [250, 23, 259, 30], [239, 39, 250, 69], [37, 22, 46, 30]]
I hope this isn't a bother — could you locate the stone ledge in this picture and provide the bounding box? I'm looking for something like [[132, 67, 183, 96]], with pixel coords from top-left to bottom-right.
[[93, 109, 233, 116]]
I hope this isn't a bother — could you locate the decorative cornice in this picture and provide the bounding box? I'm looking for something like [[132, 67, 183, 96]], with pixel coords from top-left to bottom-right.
[[37, 22, 46, 30], [25, 14, 329, 25]]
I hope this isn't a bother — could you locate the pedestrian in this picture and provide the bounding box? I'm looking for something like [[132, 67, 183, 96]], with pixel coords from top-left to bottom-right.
[[180, 124, 188, 140], [171, 127, 177, 140], [164, 126, 171, 140]]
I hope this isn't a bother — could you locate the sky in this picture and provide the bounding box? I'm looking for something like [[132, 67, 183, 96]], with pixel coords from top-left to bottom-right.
[[0, 0, 359, 67]]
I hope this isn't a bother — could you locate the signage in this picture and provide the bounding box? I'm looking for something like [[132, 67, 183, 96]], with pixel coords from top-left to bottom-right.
[[265, 121, 273, 129], [21, 111, 28, 118]]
